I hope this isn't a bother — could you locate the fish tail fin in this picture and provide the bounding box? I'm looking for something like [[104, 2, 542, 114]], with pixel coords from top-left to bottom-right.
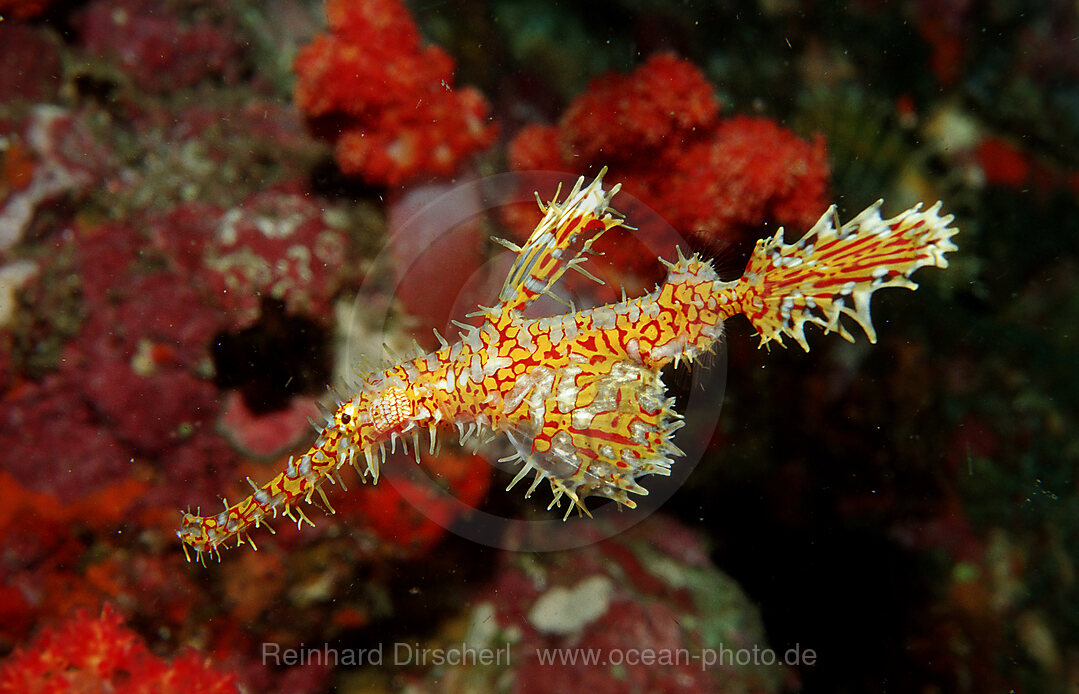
[[719, 200, 959, 351]]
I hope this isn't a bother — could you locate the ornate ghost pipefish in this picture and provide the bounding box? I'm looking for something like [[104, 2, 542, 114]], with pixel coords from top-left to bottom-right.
[[177, 170, 957, 562]]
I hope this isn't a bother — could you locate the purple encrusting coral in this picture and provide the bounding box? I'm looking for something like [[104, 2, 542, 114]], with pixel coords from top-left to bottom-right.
[[0, 0, 1075, 692], [0, 107, 112, 254], [75, 0, 244, 94], [2, 175, 360, 501], [151, 182, 354, 331], [3, 214, 224, 501]]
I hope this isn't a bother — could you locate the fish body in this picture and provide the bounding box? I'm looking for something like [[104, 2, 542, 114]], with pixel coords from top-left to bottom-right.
[[178, 172, 957, 561]]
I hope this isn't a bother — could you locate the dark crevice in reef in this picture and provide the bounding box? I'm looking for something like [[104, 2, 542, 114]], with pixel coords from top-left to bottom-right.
[[211, 297, 332, 414]]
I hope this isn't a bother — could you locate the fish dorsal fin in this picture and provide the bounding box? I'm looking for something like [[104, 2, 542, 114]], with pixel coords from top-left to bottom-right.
[[725, 200, 959, 351], [497, 170, 624, 315]]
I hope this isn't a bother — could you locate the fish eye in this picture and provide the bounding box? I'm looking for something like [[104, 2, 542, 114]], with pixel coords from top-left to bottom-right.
[[341, 413, 351, 424]]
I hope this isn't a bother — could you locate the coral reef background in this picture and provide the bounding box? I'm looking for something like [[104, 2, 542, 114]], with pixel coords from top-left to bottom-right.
[[1, 0, 1077, 692]]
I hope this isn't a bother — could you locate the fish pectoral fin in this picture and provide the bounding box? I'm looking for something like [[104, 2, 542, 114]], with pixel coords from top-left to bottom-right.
[[501, 360, 682, 516]]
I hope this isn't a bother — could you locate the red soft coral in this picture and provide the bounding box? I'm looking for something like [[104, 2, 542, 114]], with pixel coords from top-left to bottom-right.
[[560, 52, 721, 164], [976, 136, 1031, 187], [507, 124, 563, 172], [661, 116, 830, 251], [505, 53, 830, 289], [0, 0, 55, 20], [0, 606, 239, 694], [293, 0, 496, 186]]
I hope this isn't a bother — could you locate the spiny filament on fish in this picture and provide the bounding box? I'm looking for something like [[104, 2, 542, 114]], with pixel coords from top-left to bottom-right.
[[177, 169, 958, 562]]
